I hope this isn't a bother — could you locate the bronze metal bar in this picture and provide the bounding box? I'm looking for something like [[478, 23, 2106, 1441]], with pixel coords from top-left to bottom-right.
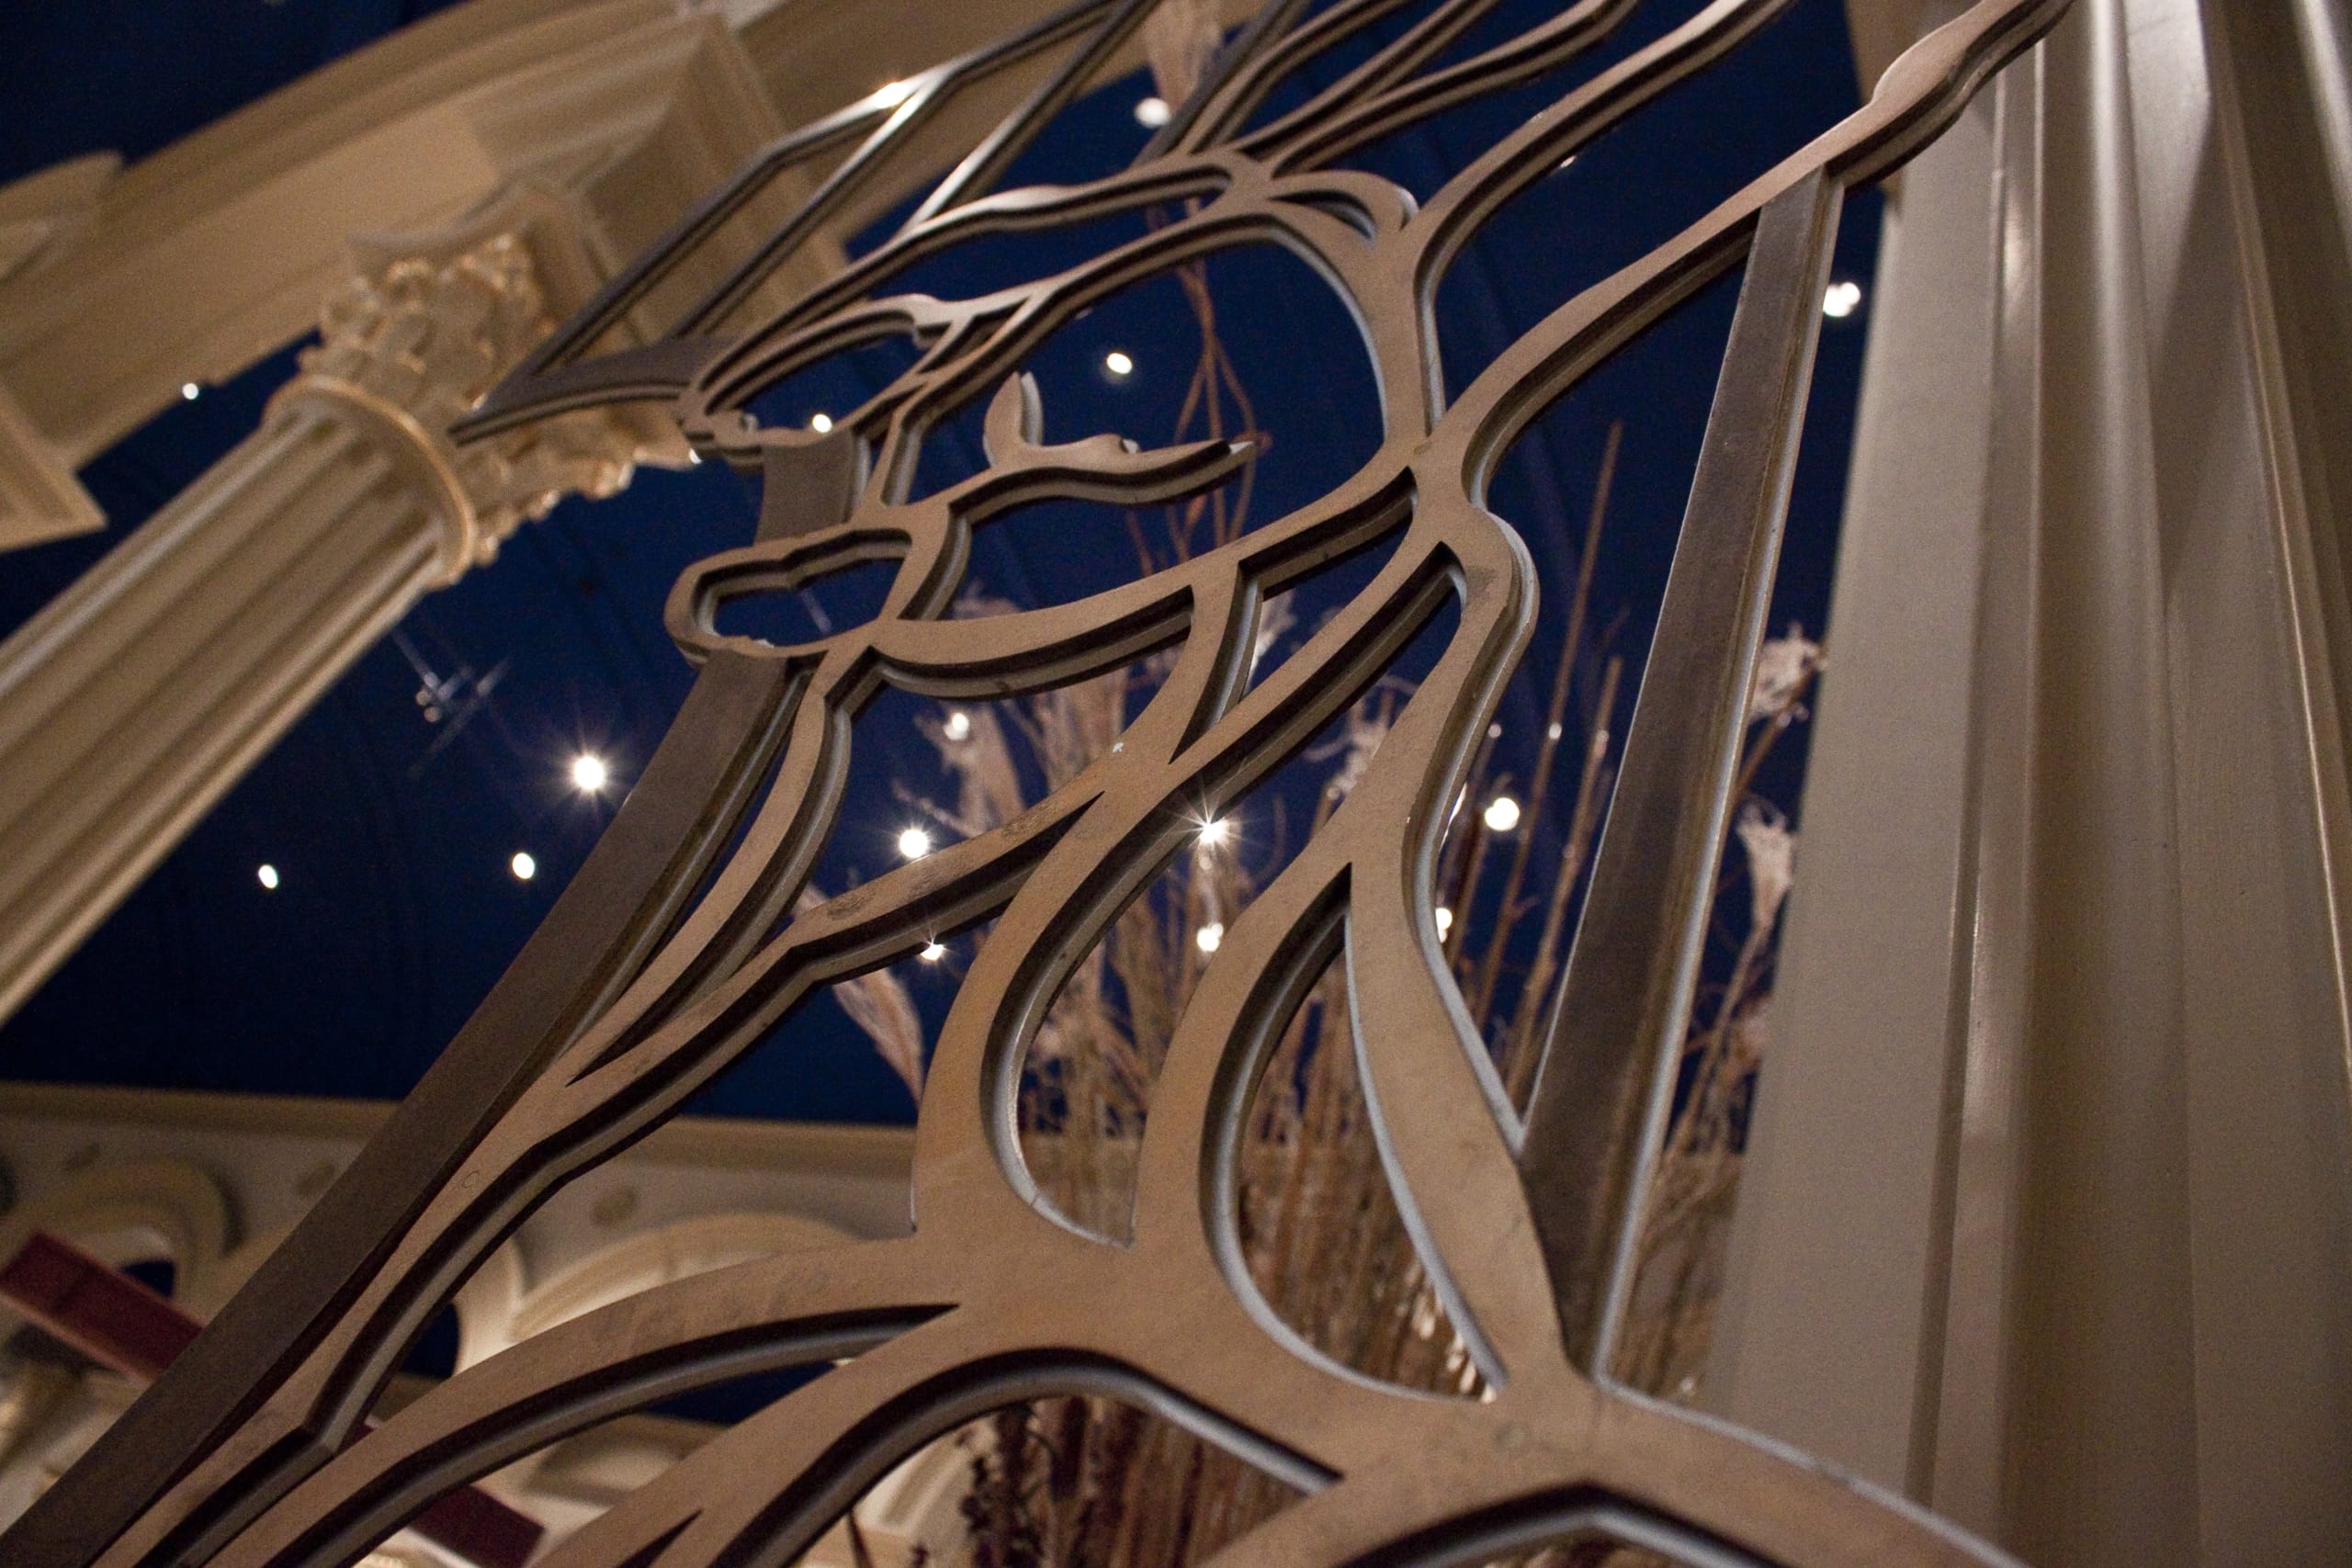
[[906, 0, 1166, 230], [458, 0, 1126, 440], [673, 0, 1128, 341], [1517, 172, 1841, 1377]]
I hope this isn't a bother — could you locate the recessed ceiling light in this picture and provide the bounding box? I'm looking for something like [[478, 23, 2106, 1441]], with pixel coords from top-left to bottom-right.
[[1483, 796, 1521, 833], [810, 412, 834, 433], [571, 754, 609, 793], [943, 709, 972, 741], [1435, 906, 1454, 936], [181, 382, 200, 400], [1823, 280, 1864, 319], [256, 863, 279, 890], [512, 852, 537, 881], [1197, 817, 1231, 848], [687, 450, 703, 465], [1195, 921, 1224, 954], [920, 941, 947, 962], [1135, 96, 1171, 128], [899, 826, 933, 860], [1103, 349, 1135, 378]]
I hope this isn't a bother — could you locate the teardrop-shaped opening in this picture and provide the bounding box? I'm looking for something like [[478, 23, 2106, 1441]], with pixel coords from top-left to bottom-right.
[[738, 330, 926, 440], [708, 553, 905, 648], [782, 1391, 1311, 1567], [903, 239, 1382, 526], [330, 1305, 933, 1568], [1233, 943, 1483, 1398], [1015, 563, 1462, 1244]]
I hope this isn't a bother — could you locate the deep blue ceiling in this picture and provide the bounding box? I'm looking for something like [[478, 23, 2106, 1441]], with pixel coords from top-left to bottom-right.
[[0, 0, 1878, 1126]]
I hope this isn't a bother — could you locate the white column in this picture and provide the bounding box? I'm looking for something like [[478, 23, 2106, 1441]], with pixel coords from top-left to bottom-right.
[[0, 200, 638, 1025], [1713, 2, 2352, 1562]]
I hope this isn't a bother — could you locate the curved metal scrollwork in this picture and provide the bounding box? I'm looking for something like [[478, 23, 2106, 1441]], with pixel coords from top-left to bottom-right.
[[12, 2, 2068, 1564]]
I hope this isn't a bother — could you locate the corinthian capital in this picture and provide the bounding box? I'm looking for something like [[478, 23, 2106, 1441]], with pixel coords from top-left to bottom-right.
[[281, 189, 639, 581]]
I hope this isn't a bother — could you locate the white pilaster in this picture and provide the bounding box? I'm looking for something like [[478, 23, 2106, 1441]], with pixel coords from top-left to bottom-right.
[[0, 199, 637, 1025], [1711, 3, 2352, 1562]]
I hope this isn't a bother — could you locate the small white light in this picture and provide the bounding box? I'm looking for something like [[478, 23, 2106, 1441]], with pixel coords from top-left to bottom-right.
[[1197, 817, 1231, 848], [181, 382, 200, 401], [512, 852, 537, 881], [1823, 280, 1863, 319], [899, 826, 933, 860], [1103, 349, 1135, 378], [943, 709, 972, 741], [920, 941, 947, 963], [809, 412, 834, 434], [571, 754, 609, 793], [1435, 907, 1454, 936], [874, 79, 916, 107], [1195, 921, 1225, 954], [1483, 796, 1521, 833], [1487, 722, 1503, 739], [256, 863, 279, 890], [1135, 96, 1171, 128], [1547, 721, 1564, 741]]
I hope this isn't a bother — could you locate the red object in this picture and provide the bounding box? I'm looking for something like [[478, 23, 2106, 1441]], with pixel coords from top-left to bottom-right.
[[0, 1229, 543, 1567], [410, 1483, 548, 1568], [0, 1231, 198, 1382]]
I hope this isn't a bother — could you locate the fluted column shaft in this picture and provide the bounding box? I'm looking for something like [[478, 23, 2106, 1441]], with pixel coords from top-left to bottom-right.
[[1713, 2, 2352, 1562], [0, 219, 634, 1024]]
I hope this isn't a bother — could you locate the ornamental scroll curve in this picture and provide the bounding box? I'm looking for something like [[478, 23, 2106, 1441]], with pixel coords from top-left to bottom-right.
[[11, 2, 2068, 1565]]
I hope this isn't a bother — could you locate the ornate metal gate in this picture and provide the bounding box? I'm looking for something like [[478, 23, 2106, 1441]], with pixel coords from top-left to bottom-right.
[[8, 1, 2069, 1562]]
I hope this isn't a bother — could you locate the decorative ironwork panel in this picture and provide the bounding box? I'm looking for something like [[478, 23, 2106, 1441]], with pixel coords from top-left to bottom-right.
[[11, 2, 2069, 1563]]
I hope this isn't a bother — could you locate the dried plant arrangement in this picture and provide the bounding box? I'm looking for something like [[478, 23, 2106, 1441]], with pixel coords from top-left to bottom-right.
[[812, 405, 1824, 1562], [788, 17, 1833, 1527]]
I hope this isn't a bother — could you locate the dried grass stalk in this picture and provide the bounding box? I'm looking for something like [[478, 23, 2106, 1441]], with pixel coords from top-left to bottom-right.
[[804, 233, 1828, 1566]]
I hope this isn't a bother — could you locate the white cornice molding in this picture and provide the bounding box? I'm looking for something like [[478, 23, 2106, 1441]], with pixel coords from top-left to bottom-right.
[[0, 1079, 916, 1179], [0, 381, 102, 553]]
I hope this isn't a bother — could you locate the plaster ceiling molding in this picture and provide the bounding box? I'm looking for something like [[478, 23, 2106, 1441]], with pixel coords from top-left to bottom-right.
[[0, 1157, 232, 1329], [298, 186, 649, 578], [521, 1391, 975, 1568], [175, 1224, 299, 1326], [0, 155, 119, 552], [502, 1212, 854, 1351], [0, 154, 117, 293], [0, 379, 101, 553], [521, 1413, 718, 1514], [0, 1359, 139, 1529], [0, 0, 769, 486], [447, 1242, 531, 1380], [552, 14, 845, 348], [842, 1427, 996, 1565]]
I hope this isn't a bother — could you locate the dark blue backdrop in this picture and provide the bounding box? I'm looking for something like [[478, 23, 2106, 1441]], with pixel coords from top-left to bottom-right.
[[0, 0, 1877, 1125]]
